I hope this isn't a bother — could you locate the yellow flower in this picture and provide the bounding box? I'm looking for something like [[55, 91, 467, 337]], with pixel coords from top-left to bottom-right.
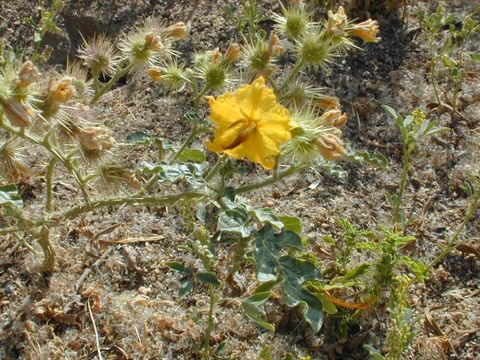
[[206, 76, 292, 169], [350, 19, 381, 43]]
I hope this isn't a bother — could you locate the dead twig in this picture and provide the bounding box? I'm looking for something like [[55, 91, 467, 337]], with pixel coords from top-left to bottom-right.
[[75, 248, 113, 293], [99, 234, 165, 245], [87, 299, 103, 360]]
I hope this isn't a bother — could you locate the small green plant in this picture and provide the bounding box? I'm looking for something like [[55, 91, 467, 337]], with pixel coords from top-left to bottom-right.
[[383, 106, 449, 230], [419, 4, 480, 111], [25, 0, 65, 62]]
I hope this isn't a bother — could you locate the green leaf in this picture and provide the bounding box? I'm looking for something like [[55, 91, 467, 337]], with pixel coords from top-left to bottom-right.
[[179, 279, 193, 298], [177, 148, 206, 162], [401, 257, 427, 283], [166, 261, 192, 275], [320, 162, 347, 181], [253, 223, 303, 282], [471, 53, 480, 61], [318, 293, 337, 315], [138, 161, 207, 189], [343, 263, 371, 280], [382, 105, 399, 121], [252, 280, 278, 294], [345, 149, 388, 168], [218, 206, 252, 238], [196, 272, 220, 285], [0, 184, 23, 208], [278, 216, 302, 235], [242, 302, 275, 331], [245, 291, 273, 307], [248, 206, 284, 230], [279, 256, 324, 333], [363, 344, 385, 360]]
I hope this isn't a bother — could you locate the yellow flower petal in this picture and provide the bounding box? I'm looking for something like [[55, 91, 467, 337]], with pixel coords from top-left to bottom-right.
[[206, 76, 292, 169]]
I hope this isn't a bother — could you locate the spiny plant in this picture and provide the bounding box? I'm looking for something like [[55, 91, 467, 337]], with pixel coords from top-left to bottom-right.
[[0, 1, 386, 358]]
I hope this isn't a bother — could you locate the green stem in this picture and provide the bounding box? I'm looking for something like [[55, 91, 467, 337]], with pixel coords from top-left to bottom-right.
[[38, 227, 55, 273], [60, 191, 206, 220], [428, 36, 442, 108], [278, 60, 304, 94], [204, 155, 227, 182], [169, 124, 199, 162], [45, 157, 57, 212], [90, 63, 133, 105], [203, 284, 216, 360], [236, 164, 304, 194], [428, 189, 480, 270], [392, 148, 411, 228], [194, 85, 209, 111]]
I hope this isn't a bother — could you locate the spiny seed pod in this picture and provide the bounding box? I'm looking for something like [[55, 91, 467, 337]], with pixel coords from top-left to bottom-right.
[[0, 96, 33, 127], [78, 34, 119, 76], [62, 61, 94, 102], [148, 61, 186, 91], [243, 32, 283, 79], [0, 141, 32, 181], [273, 2, 312, 41], [296, 28, 334, 70], [284, 80, 325, 108], [284, 107, 346, 163], [119, 18, 185, 67]]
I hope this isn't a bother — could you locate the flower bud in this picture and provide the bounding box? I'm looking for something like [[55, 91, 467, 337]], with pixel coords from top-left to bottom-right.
[[164, 22, 189, 40], [350, 19, 381, 43], [321, 109, 348, 127], [315, 132, 345, 160], [0, 141, 32, 181], [326, 6, 348, 37], [15, 61, 41, 88], [0, 96, 33, 127], [50, 79, 75, 104]]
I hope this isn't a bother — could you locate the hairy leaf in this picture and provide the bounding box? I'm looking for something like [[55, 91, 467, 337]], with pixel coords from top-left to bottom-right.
[[253, 223, 303, 282]]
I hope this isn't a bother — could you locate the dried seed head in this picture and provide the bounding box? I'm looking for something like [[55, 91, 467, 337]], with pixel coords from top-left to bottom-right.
[[164, 22, 189, 40], [50, 79, 75, 104], [93, 162, 140, 190], [0, 141, 32, 181], [76, 125, 115, 152], [284, 107, 346, 163], [314, 94, 340, 111], [78, 34, 119, 76], [0, 96, 33, 127], [350, 19, 381, 43], [223, 43, 241, 64], [148, 61, 186, 91], [320, 109, 348, 127], [62, 61, 93, 102], [119, 18, 182, 67], [14, 61, 41, 88], [315, 132, 344, 161], [326, 6, 348, 37]]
